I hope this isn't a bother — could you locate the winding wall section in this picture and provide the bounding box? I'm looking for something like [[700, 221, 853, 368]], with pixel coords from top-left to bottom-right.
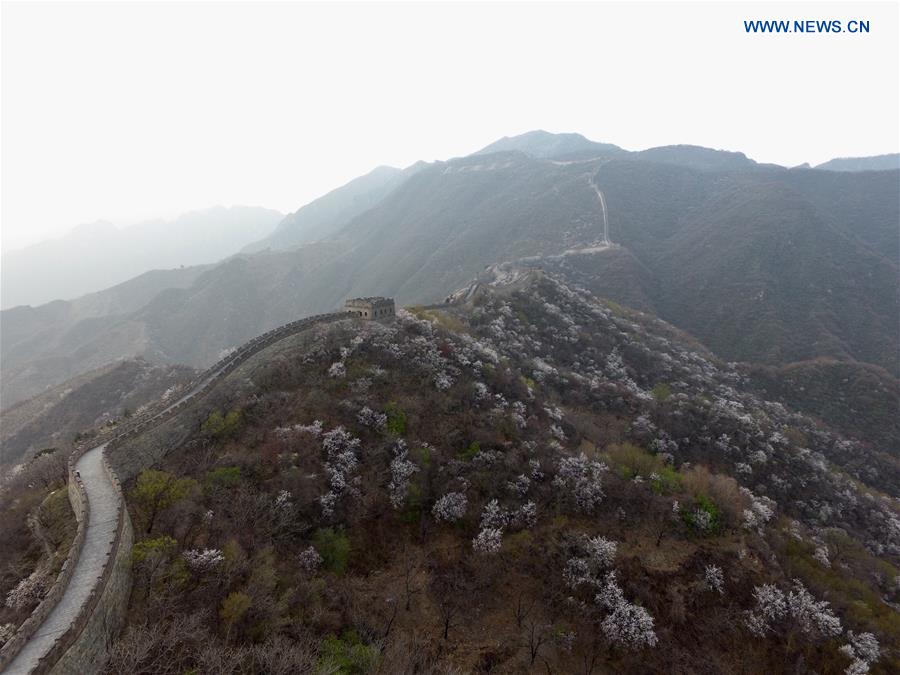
[[0, 312, 352, 674]]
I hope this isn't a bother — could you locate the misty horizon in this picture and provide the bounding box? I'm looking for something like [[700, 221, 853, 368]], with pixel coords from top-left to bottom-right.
[[4, 129, 897, 254], [3, 1, 898, 251]]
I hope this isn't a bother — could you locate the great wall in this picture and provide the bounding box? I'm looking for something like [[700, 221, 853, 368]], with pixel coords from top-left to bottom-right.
[[0, 304, 394, 674]]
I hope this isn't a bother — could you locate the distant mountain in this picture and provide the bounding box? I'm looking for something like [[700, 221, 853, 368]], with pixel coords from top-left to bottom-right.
[[815, 153, 900, 172], [0, 242, 347, 407], [1, 206, 283, 309], [0, 358, 194, 467], [475, 129, 625, 160], [632, 144, 760, 171], [2, 133, 897, 455], [244, 164, 424, 253]]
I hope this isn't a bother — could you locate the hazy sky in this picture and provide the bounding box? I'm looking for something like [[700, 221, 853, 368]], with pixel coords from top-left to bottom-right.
[[2, 1, 898, 251]]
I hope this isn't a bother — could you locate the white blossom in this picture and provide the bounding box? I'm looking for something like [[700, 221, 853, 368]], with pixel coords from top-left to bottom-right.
[[472, 527, 503, 555], [564, 536, 617, 589], [389, 443, 419, 509], [813, 545, 831, 568], [434, 372, 453, 390], [433, 492, 468, 522], [745, 584, 786, 636], [595, 572, 658, 649], [742, 493, 776, 532], [5, 570, 46, 609], [506, 474, 531, 497], [182, 548, 224, 572], [298, 546, 323, 572], [553, 453, 607, 513], [513, 501, 538, 529], [480, 499, 510, 530], [703, 565, 725, 595], [357, 406, 387, 430], [787, 580, 842, 637]]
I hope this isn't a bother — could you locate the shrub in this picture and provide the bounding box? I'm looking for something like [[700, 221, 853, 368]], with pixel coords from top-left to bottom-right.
[[458, 441, 481, 461], [312, 528, 351, 575], [204, 466, 242, 492], [650, 467, 682, 495], [220, 591, 251, 632], [651, 383, 672, 402], [604, 443, 664, 480], [385, 402, 407, 435], [317, 630, 380, 674], [680, 494, 722, 536], [131, 470, 198, 534], [201, 409, 243, 440], [681, 466, 745, 528]]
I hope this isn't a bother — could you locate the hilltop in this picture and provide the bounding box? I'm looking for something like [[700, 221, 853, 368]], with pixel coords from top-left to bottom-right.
[[75, 270, 899, 674]]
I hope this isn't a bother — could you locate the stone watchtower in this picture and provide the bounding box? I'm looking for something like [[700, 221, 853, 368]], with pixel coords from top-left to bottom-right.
[[344, 296, 395, 320]]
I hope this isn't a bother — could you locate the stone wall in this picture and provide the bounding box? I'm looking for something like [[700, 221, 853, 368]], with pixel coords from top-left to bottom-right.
[[0, 467, 88, 672], [3, 311, 353, 673], [45, 483, 133, 675]]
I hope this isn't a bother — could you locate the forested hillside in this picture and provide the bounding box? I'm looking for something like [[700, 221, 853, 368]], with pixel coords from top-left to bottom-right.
[[88, 269, 899, 673]]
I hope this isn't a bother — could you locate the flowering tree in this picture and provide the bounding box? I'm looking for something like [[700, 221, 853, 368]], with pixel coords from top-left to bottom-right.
[[553, 453, 607, 513], [564, 536, 617, 589], [388, 443, 419, 510], [840, 631, 880, 675], [745, 584, 786, 636], [472, 527, 503, 555], [5, 570, 46, 610], [703, 565, 725, 595], [357, 407, 387, 430], [182, 548, 225, 573], [745, 580, 841, 639], [787, 580, 842, 638], [298, 546, 323, 573], [319, 426, 362, 517], [480, 499, 509, 530], [432, 492, 467, 522], [595, 572, 658, 649]]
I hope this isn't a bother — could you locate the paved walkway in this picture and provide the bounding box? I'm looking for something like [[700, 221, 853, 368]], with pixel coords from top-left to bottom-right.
[[5, 444, 119, 675]]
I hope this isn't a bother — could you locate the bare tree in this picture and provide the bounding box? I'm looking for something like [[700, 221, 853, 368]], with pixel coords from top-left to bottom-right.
[[525, 619, 551, 666], [401, 547, 420, 611], [515, 592, 536, 628]]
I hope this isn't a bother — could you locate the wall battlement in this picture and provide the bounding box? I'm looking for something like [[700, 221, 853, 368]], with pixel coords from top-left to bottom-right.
[[344, 297, 395, 320]]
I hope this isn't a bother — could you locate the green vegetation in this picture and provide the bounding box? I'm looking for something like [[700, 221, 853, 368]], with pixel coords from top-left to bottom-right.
[[220, 591, 252, 636], [651, 383, 672, 402], [204, 466, 243, 492], [312, 528, 351, 575], [130, 469, 198, 534], [201, 409, 243, 440], [776, 532, 900, 671], [680, 494, 722, 536], [458, 440, 481, 461], [317, 630, 380, 674], [132, 535, 177, 565], [385, 402, 407, 435]]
